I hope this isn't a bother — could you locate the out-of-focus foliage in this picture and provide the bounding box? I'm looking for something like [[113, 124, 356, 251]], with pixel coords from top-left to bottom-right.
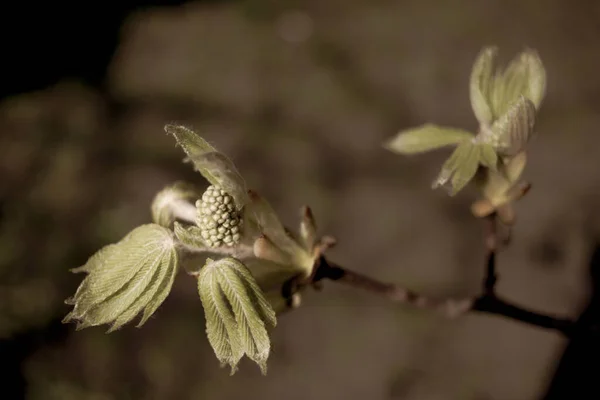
[[385, 46, 546, 211]]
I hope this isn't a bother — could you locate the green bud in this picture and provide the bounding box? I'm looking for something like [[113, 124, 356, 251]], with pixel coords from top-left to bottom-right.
[[197, 185, 242, 248]]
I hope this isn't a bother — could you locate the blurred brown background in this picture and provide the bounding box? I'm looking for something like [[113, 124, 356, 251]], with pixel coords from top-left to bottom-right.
[[1, 1, 600, 399]]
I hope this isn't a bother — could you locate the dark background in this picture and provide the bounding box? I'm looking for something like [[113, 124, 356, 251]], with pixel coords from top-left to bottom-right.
[[1, 1, 600, 399]]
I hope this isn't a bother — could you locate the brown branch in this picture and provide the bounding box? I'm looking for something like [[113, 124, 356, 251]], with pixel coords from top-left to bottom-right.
[[483, 213, 498, 294], [310, 256, 578, 336], [304, 213, 582, 337]]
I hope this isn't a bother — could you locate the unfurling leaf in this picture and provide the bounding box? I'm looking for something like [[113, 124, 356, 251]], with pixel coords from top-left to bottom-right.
[[173, 222, 207, 249], [523, 50, 546, 110], [198, 258, 276, 374], [299, 206, 317, 251], [253, 235, 292, 266], [490, 96, 536, 156], [245, 190, 313, 274], [165, 125, 250, 209], [475, 152, 528, 209], [470, 47, 497, 125], [487, 48, 546, 120], [151, 181, 201, 227], [384, 124, 474, 155], [478, 143, 498, 171], [432, 141, 481, 196], [63, 224, 179, 331]]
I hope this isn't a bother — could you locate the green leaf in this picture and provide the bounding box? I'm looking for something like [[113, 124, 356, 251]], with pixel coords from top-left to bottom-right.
[[151, 181, 201, 227], [469, 46, 497, 125], [63, 224, 179, 331], [523, 50, 546, 109], [488, 49, 546, 119], [477, 152, 528, 207], [253, 236, 293, 266], [491, 96, 536, 157], [478, 144, 498, 171], [449, 144, 481, 195], [432, 141, 481, 196], [244, 191, 312, 274], [197, 258, 277, 374], [173, 222, 207, 249], [165, 125, 250, 209], [384, 124, 474, 155], [299, 206, 317, 251], [198, 259, 244, 374]]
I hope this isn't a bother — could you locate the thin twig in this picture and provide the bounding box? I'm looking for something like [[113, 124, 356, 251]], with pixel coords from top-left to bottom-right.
[[483, 213, 498, 294], [304, 213, 582, 337], [311, 256, 578, 336]]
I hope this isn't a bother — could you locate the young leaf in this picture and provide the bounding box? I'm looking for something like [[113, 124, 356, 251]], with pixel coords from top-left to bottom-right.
[[299, 206, 317, 251], [523, 49, 546, 109], [164, 125, 250, 209], [63, 224, 179, 331], [449, 143, 481, 195], [197, 257, 277, 374], [253, 236, 293, 266], [245, 190, 313, 274], [477, 152, 528, 208], [432, 141, 481, 196], [198, 259, 244, 374], [151, 181, 201, 227], [491, 96, 536, 157], [478, 143, 498, 171], [469, 46, 497, 125], [173, 222, 207, 249], [384, 124, 474, 155], [489, 49, 546, 119]]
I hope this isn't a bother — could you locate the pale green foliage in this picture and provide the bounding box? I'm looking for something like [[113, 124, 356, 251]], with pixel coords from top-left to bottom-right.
[[164, 124, 250, 209], [478, 144, 498, 171], [299, 207, 317, 252], [151, 181, 202, 227], [173, 222, 207, 249], [477, 152, 528, 207], [470, 46, 546, 125], [469, 47, 496, 125], [63, 224, 179, 331], [384, 124, 474, 155], [198, 257, 277, 374], [489, 96, 536, 157], [245, 191, 314, 274], [386, 46, 545, 197], [432, 141, 482, 196]]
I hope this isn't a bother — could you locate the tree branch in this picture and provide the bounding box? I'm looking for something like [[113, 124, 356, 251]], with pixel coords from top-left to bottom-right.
[[311, 256, 578, 336], [305, 213, 583, 338]]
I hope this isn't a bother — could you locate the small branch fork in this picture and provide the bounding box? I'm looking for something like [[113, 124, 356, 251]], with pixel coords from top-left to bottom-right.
[[298, 213, 587, 338]]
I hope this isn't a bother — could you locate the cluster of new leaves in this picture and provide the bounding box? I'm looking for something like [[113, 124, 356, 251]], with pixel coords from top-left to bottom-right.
[[385, 46, 546, 224], [64, 125, 322, 374], [64, 45, 548, 376]]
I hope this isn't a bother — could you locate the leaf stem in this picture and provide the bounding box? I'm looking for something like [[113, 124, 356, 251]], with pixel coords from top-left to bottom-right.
[[170, 199, 197, 225]]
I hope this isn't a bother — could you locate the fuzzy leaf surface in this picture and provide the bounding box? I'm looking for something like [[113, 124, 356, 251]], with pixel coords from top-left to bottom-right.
[[198, 257, 276, 374], [384, 124, 474, 155], [165, 125, 250, 209], [63, 224, 178, 331]]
